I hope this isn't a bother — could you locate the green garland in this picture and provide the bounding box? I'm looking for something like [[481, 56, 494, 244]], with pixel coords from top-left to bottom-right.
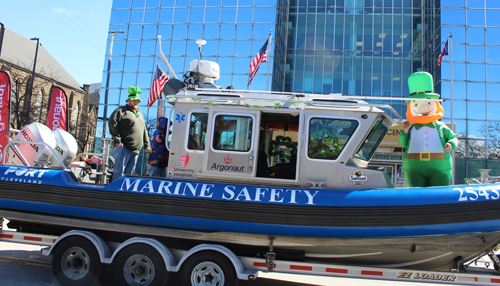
[[308, 129, 341, 159], [268, 135, 297, 164]]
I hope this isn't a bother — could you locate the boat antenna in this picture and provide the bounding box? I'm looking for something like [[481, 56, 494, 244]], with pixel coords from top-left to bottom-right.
[[158, 35, 177, 79], [195, 39, 206, 72]]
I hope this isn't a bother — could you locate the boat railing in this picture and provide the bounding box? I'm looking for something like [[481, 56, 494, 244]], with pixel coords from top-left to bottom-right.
[[464, 169, 500, 185], [2, 140, 66, 169], [166, 94, 403, 122], [70, 138, 114, 185]]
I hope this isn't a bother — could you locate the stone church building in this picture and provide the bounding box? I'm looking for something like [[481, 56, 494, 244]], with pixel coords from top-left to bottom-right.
[[0, 27, 99, 153]]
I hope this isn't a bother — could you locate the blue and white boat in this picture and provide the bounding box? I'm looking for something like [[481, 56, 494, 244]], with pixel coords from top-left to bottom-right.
[[1, 58, 500, 272]]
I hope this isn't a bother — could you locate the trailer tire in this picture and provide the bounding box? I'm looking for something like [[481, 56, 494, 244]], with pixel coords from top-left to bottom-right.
[[52, 236, 103, 286], [113, 243, 169, 286], [179, 250, 237, 286]]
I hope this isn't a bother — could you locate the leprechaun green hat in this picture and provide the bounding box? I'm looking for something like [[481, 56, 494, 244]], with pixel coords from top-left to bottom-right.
[[126, 86, 142, 102], [407, 71, 440, 103]]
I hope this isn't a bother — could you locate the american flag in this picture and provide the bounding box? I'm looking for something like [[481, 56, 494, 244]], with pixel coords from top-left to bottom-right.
[[247, 39, 269, 86], [436, 39, 449, 68], [148, 63, 169, 108]]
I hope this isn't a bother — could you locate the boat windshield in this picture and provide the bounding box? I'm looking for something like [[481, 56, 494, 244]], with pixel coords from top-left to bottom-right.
[[355, 117, 389, 161]]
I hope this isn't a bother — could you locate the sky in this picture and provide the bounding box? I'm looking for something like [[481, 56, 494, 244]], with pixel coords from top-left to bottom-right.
[[1, 0, 112, 86]]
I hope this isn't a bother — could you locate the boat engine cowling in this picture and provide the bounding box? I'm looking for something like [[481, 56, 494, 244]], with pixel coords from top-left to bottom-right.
[[8, 122, 57, 167], [50, 128, 78, 167]]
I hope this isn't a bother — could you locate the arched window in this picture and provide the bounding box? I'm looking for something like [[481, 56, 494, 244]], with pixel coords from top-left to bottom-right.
[[68, 92, 75, 132], [75, 100, 81, 137], [35, 88, 45, 123]]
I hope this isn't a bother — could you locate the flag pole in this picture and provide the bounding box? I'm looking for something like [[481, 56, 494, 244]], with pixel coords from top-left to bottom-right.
[[265, 30, 272, 91], [449, 32, 454, 185]]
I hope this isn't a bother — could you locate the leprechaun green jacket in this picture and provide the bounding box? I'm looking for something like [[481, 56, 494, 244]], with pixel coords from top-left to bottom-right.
[[399, 121, 458, 152], [109, 105, 150, 154]]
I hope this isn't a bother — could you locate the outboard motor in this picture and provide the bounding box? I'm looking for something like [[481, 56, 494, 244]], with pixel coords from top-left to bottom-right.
[[50, 128, 78, 167], [8, 122, 56, 167]]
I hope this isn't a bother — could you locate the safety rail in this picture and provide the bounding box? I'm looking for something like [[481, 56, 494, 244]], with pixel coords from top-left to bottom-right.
[[2, 140, 66, 168], [465, 169, 500, 185], [166, 94, 403, 122], [70, 138, 113, 185]]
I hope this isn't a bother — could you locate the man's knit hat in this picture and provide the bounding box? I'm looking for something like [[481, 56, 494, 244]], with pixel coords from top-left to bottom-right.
[[126, 86, 142, 102]]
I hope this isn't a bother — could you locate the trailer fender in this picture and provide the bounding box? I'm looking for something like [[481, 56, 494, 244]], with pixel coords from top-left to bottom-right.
[[109, 237, 175, 271], [175, 244, 254, 280], [41, 230, 111, 263]]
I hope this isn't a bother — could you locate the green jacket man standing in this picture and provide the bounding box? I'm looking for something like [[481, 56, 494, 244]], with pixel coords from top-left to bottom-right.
[[109, 86, 150, 182]]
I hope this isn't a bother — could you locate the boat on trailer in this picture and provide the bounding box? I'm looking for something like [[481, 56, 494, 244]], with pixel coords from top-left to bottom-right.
[[2, 56, 500, 276]]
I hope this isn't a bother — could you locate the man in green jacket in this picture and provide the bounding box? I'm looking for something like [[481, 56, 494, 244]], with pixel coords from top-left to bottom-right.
[[109, 86, 150, 182]]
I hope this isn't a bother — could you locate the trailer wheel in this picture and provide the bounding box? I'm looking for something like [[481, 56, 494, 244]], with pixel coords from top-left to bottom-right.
[[52, 236, 103, 286], [113, 244, 169, 286], [180, 250, 237, 286]]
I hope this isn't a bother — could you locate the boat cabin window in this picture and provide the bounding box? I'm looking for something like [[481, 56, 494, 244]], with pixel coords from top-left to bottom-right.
[[308, 118, 358, 160], [213, 115, 253, 152], [188, 112, 208, 150], [355, 118, 389, 161]]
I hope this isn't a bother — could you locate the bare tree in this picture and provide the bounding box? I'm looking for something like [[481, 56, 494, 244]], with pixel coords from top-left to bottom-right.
[[2, 64, 59, 130], [479, 122, 500, 159]]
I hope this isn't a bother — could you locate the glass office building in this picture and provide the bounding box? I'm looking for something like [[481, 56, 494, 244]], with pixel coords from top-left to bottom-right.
[[102, 0, 500, 182]]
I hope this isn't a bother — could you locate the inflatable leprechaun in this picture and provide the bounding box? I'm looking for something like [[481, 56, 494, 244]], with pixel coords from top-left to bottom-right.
[[399, 72, 458, 187]]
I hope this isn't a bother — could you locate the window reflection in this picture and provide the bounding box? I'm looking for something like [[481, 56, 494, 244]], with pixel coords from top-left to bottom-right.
[[146, 0, 160, 8], [234, 41, 251, 57], [126, 41, 141, 56], [468, 9, 485, 26], [237, 7, 253, 22], [308, 118, 358, 160], [488, 65, 500, 82], [158, 25, 172, 38], [202, 41, 218, 56], [110, 10, 130, 24], [218, 41, 235, 56], [190, 8, 205, 23], [143, 25, 157, 39], [130, 9, 144, 24], [204, 24, 219, 39], [132, 0, 145, 8], [188, 113, 208, 151], [145, 9, 159, 24], [113, 1, 131, 9], [233, 58, 250, 72], [110, 41, 126, 55], [486, 10, 500, 26], [213, 115, 253, 152], [138, 56, 154, 72], [221, 8, 236, 22], [488, 102, 500, 121], [171, 40, 188, 56], [468, 64, 486, 81], [487, 28, 500, 44], [160, 8, 173, 23], [468, 82, 486, 101], [124, 56, 139, 72], [206, 9, 222, 24], [236, 24, 252, 39], [188, 25, 203, 39], [109, 56, 125, 72], [174, 9, 189, 23], [173, 25, 188, 39]]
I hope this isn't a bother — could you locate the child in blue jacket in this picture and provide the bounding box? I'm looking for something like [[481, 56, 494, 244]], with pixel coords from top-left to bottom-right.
[[148, 117, 169, 177]]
